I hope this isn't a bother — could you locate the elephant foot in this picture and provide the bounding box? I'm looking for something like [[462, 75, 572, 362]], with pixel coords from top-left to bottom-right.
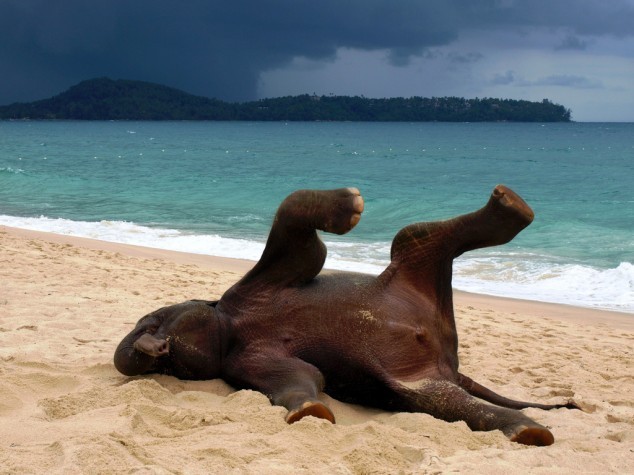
[[490, 184, 534, 224], [285, 401, 336, 424], [346, 188, 365, 230], [317, 187, 364, 235], [283, 187, 364, 235], [504, 422, 554, 446], [399, 379, 557, 447]]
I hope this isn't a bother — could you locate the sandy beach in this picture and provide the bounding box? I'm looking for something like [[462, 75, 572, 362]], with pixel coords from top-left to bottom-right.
[[1, 225, 632, 474]]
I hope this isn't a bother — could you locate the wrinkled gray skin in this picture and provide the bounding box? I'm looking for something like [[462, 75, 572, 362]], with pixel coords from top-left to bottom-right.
[[115, 186, 578, 446]]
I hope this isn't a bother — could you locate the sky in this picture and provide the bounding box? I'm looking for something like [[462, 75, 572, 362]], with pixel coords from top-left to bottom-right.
[[1, 0, 633, 121]]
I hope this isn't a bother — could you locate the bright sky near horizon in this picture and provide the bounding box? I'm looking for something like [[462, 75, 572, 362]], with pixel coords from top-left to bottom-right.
[[1, 0, 633, 121]]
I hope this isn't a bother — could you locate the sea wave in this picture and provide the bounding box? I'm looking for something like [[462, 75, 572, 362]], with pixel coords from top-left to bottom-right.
[[453, 256, 633, 313], [1, 214, 631, 313], [0, 167, 25, 174], [0, 214, 266, 261]]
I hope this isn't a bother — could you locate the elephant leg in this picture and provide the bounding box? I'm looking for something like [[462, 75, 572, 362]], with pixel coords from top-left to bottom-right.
[[223, 351, 336, 424], [378, 185, 535, 361], [384, 185, 534, 296], [238, 188, 364, 288], [396, 378, 555, 446], [458, 373, 580, 411]]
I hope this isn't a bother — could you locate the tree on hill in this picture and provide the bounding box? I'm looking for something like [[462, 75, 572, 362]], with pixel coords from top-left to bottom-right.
[[0, 78, 572, 122]]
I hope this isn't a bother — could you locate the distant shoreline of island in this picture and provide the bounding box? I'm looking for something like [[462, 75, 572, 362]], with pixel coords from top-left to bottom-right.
[[0, 78, 572, 122]]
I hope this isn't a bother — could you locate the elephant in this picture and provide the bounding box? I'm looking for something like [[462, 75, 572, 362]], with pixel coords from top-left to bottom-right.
[[115, 185, 578, 446]]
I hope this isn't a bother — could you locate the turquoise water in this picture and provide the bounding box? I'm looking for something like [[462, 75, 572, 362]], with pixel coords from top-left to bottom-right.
[[1, 121, 632, 312]]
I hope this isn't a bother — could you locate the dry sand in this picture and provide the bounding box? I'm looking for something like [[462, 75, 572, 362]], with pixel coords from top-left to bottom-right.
[[1, 225, 632, 474]]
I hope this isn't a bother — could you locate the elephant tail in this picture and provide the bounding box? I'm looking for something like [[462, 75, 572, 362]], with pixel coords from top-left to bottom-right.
[[457, 373, 580, 411]]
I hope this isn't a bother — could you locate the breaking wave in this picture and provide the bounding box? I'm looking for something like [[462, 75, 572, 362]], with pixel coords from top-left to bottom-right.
[[1, 214, 631, 313]]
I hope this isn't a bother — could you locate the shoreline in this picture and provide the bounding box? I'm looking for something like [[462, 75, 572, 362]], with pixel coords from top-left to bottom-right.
[[1, 223, 633, 472], [2, 224, 631, 330]]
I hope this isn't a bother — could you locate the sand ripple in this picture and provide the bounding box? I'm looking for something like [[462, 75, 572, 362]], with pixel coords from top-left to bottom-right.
[[1, 227, 632, 473]]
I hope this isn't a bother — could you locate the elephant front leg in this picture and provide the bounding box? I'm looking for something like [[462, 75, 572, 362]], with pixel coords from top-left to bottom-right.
[[278, 389, 336, 424], [223, 351, 336, 424], [236, 188, 364, 288], [398, 379, 555, 446]]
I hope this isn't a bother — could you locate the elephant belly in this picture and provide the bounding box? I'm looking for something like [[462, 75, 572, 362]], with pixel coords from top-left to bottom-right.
[[229, 273, 455, 399], [284, 278, 446, 378]]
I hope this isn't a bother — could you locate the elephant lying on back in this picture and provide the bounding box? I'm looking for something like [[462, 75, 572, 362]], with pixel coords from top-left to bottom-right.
[[115, 185, 578, 446]]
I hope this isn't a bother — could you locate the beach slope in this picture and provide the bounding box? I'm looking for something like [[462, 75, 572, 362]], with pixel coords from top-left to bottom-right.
[[1, 226, 632, 473]]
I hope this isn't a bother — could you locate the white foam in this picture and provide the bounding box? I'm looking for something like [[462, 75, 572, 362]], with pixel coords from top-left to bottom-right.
[[0, 167, 25, 174], [454, 256, 634, 313], [1, 214, 631, 313], [0, 214, 266, 261], [323, 240, 390, 275]]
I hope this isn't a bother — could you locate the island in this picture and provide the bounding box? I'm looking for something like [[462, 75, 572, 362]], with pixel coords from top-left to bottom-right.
[[0, 78, 571, 122]]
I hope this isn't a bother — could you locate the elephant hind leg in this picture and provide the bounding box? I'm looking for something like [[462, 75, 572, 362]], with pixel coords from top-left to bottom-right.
[[386, 185, 534, 292], [509, 425, 554, 446], [395, 378, 555, 446]]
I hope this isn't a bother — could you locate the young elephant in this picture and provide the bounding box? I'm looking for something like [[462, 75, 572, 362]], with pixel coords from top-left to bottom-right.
[[115, 186, 578, 446]]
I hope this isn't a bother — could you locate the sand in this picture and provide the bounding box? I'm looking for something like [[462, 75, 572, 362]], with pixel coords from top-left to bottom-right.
[[1, 225, 632, 474]]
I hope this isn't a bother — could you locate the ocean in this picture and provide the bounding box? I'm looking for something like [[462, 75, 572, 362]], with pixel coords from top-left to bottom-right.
[[0, 121, 632, 312]]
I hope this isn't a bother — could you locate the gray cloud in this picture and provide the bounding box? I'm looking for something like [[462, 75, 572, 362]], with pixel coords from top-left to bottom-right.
[[556, 35, 589, 50], [490, 71, 603, 89], [447, 52, 485, 64], [0, 0, 632, 104], [529, 75, 604, 89], [491, 70, 516, 85]]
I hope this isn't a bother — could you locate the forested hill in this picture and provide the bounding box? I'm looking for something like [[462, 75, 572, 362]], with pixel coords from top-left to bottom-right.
[[0, 78, 572, 122]]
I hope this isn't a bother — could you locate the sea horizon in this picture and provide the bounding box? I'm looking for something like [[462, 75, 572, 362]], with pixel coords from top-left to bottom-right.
[[1, 121, 632, 313]]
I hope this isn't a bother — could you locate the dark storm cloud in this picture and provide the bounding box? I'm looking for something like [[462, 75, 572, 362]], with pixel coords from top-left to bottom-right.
[[1, 0, 632, 104]]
